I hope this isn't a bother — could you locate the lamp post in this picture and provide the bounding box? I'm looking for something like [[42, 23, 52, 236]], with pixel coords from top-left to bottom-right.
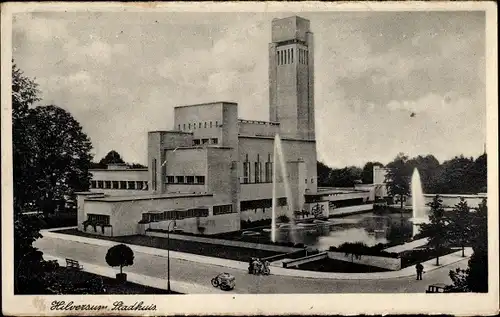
[[167, 220, 176, 293]]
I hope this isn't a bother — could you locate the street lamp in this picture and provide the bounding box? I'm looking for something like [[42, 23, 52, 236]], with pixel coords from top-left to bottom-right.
[[167, 219, 177, 293]]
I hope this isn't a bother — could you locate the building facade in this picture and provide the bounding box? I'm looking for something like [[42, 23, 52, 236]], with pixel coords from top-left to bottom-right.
[[78, 16, 324, 237]]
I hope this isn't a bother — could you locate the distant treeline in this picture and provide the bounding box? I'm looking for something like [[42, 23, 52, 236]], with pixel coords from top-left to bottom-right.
[[317, 153, 487, 195], [89, 150, 146, 169]]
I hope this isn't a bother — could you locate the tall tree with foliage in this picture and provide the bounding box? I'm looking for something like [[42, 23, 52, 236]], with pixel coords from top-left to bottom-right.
[[27, 105, 93, 216], [385, 153, 411, 209], [448, 198, 488, 292], [361, 161, 384, 184], [407, 155, 441, 193], [99, 150, 125, 166], [12, 63, 41, 214], [447, 198, 472, 257], [418, 195, 449, 265]]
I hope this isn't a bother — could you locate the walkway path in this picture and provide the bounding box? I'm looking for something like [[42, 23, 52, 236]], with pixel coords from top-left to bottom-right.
[[35, 229, 471, 293], [384, 238, 429, 253], [40, 229, 471, 280]]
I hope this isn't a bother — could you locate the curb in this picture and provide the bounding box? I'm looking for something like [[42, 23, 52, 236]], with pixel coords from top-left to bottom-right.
[[41, 230, 471, 280]]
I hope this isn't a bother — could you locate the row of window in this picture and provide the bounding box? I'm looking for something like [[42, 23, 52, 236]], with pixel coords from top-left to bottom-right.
[[193, 138, 218, 145], [165, 175, 205, 185], [240, 198, 287, 211], [213, 204, 233, 215], [141, 204, 234, 222], [242, 153, 273, 184], [143, 208, 210, 222], [87, 214, 110, 225], [91, 180, 148, 190], [276, 47, 309, 65], [179, 121, 219, 131]]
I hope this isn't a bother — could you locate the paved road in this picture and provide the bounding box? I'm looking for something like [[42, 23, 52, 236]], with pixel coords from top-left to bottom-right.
[[35, 235, 467, 294]]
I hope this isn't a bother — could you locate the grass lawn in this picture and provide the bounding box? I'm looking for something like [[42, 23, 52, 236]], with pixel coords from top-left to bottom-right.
[[52, 267, 180, 294], [54, 228, 281, 262]]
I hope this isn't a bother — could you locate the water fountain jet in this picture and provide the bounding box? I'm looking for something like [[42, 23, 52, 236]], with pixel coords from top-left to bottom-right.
[[270, 134, 296, 243], [411, 168, 428, 236]]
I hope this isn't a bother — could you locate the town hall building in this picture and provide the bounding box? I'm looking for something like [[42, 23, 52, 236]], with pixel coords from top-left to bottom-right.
[[77, 16, 339, 237]]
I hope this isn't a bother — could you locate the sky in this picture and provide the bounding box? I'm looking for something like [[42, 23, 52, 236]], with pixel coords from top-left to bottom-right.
[[12, 10, 486, 168]]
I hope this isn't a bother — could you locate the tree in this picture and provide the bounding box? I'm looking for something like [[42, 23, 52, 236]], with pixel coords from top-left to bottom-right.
[[317, 161, 332, 186], [12, 63, 41, 215], [105, 244, 134, 276], [329, 166, 362, 187], [27, 105, 93, 216], [385, 153, 412, 210], [407, 155, 441, 193], [434, 155, 474, 194], [418, 195, 449, 265], [361, 162, 383, 184], [448, 198, 488, 292], [447, 198, 472, 257], [99, 150, 125, 166], [129, 163, 147, 169]]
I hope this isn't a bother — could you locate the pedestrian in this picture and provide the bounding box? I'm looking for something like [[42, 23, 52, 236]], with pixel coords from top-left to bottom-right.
[[416, 262, 424, 280]]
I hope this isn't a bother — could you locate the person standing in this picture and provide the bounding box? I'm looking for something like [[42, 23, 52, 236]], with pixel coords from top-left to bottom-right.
[[416, 262, 424, 280]]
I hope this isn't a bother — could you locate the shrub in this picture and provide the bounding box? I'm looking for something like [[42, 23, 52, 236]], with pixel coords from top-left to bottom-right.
[[105, 244, 134, 275]]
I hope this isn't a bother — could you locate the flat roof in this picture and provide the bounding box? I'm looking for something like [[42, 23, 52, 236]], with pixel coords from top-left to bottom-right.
[[90, 168, 148, 171], [86, 192, 213, 202], [238, 135, 316, 142], [164, 146, 233, 151], [175, 101, 237, 109], [148, 130, 192, 134]]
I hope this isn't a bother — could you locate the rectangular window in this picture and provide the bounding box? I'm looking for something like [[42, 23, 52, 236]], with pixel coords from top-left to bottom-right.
[[128, 181, 136, 190], [120, 181, 127, 189], [152, 158, 157, 190], [276, 51, 279, 65], [278, 197, 287, 206], [112, 181, 119, 189], [254, 161, 262, 183], [186, 176, 195, 184], [166, 176, 175, 183], [193, 123, 196, 129], [104, 181, 111, 189], [287, 49, 290, 64], [87, 214, 110, 225], [91, 180, 97, 188], [213, 204, 233, 215], [97, 181, 104, 189], [204, 122, 207, 128], [193, 139, 201, 145], [143, 181, 148, 190], [178, 124, 181, 130], [188, 123, 191, 129], [243, 160, 250, 184], [199, 122, 202, 128], [265, 161, 272, 183], [183, 124, 186, 130], [280, 51, 283, 65], [211, 138, 218, 144], [176, 176, 185, 184], [215, 121, 218, 127], [136, 181, 144, 190], [291, 49, 294, 63], [210, 121, 213, 128], [202, 138, 209, 144], [195, 176, 205, 184]]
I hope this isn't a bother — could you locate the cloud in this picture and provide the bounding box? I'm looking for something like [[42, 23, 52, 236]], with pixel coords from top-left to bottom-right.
[[12, 12, 486, 167]]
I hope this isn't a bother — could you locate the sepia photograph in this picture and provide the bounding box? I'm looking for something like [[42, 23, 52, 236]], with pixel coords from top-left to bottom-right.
[[1, 1, 498, 316]]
